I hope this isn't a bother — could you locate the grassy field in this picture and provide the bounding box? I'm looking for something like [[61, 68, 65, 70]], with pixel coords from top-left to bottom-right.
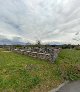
[[0, 48, 80, 92]]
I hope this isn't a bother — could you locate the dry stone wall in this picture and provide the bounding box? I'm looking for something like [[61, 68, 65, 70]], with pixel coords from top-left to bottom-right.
[[12, 46, 61, 63], [3, 45, 61, 63]]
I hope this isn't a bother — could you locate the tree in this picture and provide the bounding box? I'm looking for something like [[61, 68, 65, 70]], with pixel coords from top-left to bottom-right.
[[35, 40, 41, 48]]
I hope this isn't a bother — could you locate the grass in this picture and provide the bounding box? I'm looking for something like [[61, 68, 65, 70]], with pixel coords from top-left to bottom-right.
[[0, 48, 80, 92], [56, 49, 80, 81]]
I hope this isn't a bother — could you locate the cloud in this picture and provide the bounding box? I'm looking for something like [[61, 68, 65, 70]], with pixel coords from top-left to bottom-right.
[[0, 34, 26, 45], [0, 0, 80, 44]]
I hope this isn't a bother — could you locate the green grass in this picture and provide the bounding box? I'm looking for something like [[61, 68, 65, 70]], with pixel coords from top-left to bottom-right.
[[0, 48, 80, 92], [56, 49, 80, 81]]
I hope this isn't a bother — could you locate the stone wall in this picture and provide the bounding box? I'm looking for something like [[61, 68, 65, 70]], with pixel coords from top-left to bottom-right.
[[12, 46, 61, 63]]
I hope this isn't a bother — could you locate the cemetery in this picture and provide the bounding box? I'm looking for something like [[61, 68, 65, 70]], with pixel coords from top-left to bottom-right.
[[2, 45, 61, 63], [0, 46, 80, 92]]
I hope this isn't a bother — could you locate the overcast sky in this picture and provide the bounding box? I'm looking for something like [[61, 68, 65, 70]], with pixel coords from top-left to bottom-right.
[[0, 0, 80, 44]]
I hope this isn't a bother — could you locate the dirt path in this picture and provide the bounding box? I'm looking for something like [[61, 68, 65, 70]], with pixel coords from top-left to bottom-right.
[[1, 51, 11, 52]]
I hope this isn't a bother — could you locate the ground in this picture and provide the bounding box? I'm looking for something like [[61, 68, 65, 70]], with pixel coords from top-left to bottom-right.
[[57, 80, 80, 92], [0, 48, 80, 92]]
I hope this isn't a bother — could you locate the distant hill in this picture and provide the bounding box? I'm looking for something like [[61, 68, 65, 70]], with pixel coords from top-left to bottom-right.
[[0, 35, 32, 45], [0, 38, 27, 45], [47, 41, 64, 45]]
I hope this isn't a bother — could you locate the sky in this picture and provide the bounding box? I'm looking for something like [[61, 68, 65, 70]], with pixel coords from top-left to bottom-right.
[[0, 0, 80, 44]]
